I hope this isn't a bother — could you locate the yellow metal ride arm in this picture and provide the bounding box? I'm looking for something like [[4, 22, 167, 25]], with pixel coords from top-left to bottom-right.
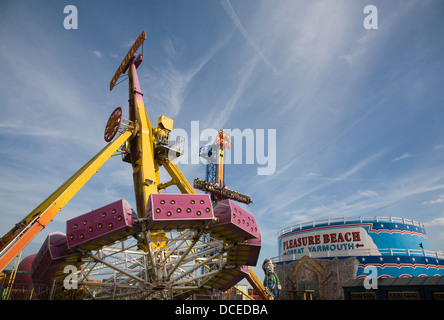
[[246, 266, 274, 300], [159, 160, 195, 194], [120, 31, 195, 217], [0, 130, 133, 272]]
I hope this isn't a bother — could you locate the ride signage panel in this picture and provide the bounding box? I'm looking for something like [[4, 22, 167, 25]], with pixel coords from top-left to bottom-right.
[[110, 30, 147, 91], [279, 226, 380, 258]]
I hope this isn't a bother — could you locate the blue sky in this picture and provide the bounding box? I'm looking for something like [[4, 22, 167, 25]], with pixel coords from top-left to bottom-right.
[[1, 0, 444, 282]]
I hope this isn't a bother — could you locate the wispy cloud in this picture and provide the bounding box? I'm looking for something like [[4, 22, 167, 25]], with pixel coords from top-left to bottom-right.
[[424, 212, 444, 227], [299, 166, 444, 220], [0, 122, 61, 136], [298, 151, 383, 196], [0, 42, 104, 150], [392, 153, 413, 162], [358, 189, 381, 199], [220, 0, 277, 74], [143, 36, 228, 117], [305, 172, 322, 179], [271, 151, 385, 212], [422, 194, 444, 205], [208, 54, 260, 130], [93, 50, 102, 58]]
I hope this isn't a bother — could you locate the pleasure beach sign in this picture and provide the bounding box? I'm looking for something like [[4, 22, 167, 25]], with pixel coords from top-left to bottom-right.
[[279, 226, 380, 258]]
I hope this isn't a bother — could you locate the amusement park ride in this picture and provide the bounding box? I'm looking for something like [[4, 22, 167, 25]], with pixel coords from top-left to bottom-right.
[[194, 131, 252, 207], [0, 31, 272, 300]]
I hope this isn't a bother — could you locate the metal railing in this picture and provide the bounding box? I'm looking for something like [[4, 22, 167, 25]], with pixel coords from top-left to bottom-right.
[[278, 216, 425, 238], [272, 247, 444, 263], [155, 130, 185, 159]]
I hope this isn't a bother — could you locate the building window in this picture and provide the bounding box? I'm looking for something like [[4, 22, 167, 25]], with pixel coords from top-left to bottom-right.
[[387, 291, 419, 300], [349, 292, 376, 300], [433, 292, 444, 300]]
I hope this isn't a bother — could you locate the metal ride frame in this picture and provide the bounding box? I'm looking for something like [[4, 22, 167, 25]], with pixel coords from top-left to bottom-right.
[[69, 234, 232, 300], [0, 31, 270, 300]]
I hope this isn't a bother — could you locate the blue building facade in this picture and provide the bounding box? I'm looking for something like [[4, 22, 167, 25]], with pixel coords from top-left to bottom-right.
[[277, 216, 444, 279]]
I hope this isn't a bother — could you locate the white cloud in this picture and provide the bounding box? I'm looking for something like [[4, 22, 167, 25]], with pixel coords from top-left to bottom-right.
[[208, 55, 260, 130], [424, 213, 444, 227], [358, 190, 380, 198], [220, 0, 277, 74], [269, 151, 385, 212], [143, 35, 229, 118], [305, 172, 322, 178], [164, 37, 177, 58], [422, 194, 444, 205], [302, 167, 444, 220], [93, 50, 102, 58], [0, 122, 61, 137], [392, 153, 413, 162]]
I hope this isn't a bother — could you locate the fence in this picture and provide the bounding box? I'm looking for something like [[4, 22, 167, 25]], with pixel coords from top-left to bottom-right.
[[278, 216, 425, 238]]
